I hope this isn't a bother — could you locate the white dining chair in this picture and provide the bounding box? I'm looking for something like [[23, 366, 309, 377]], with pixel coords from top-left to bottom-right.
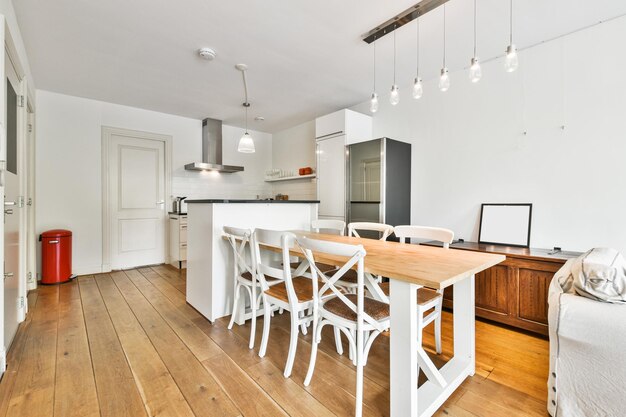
[[347, 222, 394, 240], [336, 222, 394, 291], [290, 219, 346, 277], [224, 225, 281, 349], [297, 235, 389, 417], [386, 225, 455, 354], [311, 219, 346, 235], [253, 228, 327, 378]]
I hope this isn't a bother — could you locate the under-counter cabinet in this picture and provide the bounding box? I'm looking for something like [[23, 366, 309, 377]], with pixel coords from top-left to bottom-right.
[[423, 241, 581, 336], [169, 214, 187, 269]]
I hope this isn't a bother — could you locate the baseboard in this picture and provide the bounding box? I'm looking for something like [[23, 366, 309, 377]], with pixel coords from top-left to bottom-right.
[[70, 264, 108, 276], [0, 347, 6, 373]]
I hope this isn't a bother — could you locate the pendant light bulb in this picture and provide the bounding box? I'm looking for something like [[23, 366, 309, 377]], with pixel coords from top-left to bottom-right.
[[505, 44, 519, 72], [370, 92, 379, 113], [389, 85, 400, 106], [439, 68, 450, 92], [237, 103, 255, 153], [412, 78, 423, 100], [469, 57, 482, 83]]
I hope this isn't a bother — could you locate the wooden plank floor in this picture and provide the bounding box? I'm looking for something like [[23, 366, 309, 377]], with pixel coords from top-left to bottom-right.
[[0, 265, 549, 416]]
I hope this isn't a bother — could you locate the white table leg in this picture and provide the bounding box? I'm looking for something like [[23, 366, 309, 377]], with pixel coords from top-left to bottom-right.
[[453, 274, 475, 375], [389, 279, 418, 417]]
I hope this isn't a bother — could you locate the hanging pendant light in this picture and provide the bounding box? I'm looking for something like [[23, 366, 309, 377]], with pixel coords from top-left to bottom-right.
[[370, 36, 379, 113], [412, 16, 423, 99], [469, 0, 482, 83], [504, 0, 519, 73], [439, 5, 450, 92], [237, 103, 255, 153], [389, 29, 400, 106], [236, 64, 255, 153]]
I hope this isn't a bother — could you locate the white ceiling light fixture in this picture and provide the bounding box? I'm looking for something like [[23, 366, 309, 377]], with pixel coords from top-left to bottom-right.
[[505, 0, 519, 73], [439, 5, 450, 92], [469, 0, 482, 83], [389, 28, 400, 106], [198, 47, 217, 60], [235, 64, 255, 154], [412, 16, 423, 100], [370, 35, 379, 113]]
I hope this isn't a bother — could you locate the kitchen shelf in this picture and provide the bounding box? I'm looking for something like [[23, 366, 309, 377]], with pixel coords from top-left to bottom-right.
[[264, 174, 316, 183]]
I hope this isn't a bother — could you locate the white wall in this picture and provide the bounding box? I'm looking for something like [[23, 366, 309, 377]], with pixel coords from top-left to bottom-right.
[[270, 120, 317, 200], [352, 15, 626, 254], [36, 90, 272, 275]]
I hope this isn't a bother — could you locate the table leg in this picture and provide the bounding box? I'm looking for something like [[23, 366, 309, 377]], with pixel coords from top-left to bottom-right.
[[389, 279, 418, 417], [453, 274, 475, 376]]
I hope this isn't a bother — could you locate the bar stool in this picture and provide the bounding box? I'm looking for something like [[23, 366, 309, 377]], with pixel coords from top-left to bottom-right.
[[382, 225, 455, 354]]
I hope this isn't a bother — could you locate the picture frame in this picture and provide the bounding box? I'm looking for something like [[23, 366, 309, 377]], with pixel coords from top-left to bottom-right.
[[478, 203, 533, 247]]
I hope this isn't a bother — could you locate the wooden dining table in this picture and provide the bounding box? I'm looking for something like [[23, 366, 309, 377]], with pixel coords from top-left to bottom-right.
[[285, 231, 506, 417]]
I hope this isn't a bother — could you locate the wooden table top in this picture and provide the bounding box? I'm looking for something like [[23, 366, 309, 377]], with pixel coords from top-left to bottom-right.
[[237, 231, 505, 290]]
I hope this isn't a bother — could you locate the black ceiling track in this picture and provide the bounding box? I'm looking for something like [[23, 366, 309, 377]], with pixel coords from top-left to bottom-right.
[[361, 0, 450, 44]]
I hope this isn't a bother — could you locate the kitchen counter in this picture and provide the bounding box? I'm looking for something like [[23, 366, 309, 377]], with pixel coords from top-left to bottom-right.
[[186, 199, 319, 204], [185, 200, 318, 322]]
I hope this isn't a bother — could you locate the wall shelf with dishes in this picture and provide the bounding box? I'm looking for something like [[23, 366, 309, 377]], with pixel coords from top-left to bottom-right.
[[264, 168, 316, 182]]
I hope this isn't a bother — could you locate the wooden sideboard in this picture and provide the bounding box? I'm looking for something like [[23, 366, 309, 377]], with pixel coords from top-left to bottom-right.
[[422, 241, 582, 336]]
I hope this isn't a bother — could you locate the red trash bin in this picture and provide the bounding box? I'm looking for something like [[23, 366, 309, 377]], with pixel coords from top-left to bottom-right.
[[41, 229, 73, 284]]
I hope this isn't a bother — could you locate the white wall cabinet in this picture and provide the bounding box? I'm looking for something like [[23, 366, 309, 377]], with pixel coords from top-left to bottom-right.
[[315, 109, 372, 144], [169, 214, 187, 269]]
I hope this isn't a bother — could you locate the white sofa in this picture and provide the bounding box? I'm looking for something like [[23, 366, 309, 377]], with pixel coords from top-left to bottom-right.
[[548, 259, 626, 416]]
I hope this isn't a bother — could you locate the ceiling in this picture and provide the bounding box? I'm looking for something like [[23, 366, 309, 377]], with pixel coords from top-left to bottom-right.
[[13, 0, 626, 132]]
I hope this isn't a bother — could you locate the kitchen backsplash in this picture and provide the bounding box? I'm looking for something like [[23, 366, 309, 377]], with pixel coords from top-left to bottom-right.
[[172, 174, 316, 209]]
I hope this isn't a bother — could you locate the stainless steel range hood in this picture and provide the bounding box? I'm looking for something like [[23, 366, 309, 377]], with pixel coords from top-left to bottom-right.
[[184, 118, 244, 173]]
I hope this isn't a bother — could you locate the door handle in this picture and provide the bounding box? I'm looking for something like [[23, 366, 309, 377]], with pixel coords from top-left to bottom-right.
[[4, 272, 13, 280], [156, 200, 165, 205], [4, 209, 13, 215], [4, 201, 15, 206]]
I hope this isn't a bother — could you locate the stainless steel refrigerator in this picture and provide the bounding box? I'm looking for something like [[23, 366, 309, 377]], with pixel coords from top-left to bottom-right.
[[346, 138, 411, 238]]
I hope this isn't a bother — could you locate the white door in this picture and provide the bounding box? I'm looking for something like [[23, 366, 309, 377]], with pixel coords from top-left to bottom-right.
[[316, 134, 346, 219], [3, 50, 23, 347], [108, 133, 166, 269]]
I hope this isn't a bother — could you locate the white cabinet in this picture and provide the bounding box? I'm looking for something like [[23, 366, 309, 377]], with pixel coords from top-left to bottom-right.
[[315, 109, 372, 145], [315, 109, 373, 221], [316, 134, 346, 219], [169, 214, 187, 269]]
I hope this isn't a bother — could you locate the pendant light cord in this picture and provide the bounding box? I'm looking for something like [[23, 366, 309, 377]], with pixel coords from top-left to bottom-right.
[[443, 5, 446, 67], [244, 105, 248, 134], [393, 28, 397, 84], [373, 36, 377, 91], [473, 0, 477, 57], [416, 16, 420, 77], [510, 0, 514, 44]]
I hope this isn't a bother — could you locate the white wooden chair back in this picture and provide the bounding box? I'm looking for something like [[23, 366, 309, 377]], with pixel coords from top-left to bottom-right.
[[311, 219, 346, 236], [223, 226, 254, 278], [393, 225, 454, 248], [296, 236, 386, 332], [348, 222, 394, 240], [252, 228, 301, 303]]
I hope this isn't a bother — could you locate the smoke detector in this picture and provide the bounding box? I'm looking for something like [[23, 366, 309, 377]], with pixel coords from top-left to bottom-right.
[[198, 48, 217, 60]]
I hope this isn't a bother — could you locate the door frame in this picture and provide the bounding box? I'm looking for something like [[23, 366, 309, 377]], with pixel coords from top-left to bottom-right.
[[101, 126, 172, 272]]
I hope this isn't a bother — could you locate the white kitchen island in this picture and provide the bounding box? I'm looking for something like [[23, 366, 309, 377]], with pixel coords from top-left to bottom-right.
[[185, 199, 319, 323]]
